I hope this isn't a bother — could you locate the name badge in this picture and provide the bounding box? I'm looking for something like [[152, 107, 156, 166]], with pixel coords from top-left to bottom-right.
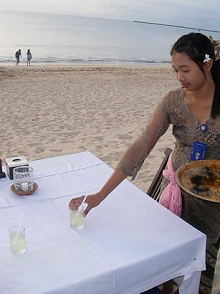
[[190, 142, 206, 160]]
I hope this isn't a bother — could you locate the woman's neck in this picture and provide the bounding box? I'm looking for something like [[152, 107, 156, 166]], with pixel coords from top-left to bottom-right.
[[184, 78, 215, 124], [186, 77, 215, 102]]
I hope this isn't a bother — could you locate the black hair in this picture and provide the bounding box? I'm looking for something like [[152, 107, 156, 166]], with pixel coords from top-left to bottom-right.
[[170, 32, 220, 118]]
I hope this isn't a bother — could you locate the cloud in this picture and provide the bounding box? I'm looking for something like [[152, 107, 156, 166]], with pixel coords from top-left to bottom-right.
[[81, 0, 220, 29]]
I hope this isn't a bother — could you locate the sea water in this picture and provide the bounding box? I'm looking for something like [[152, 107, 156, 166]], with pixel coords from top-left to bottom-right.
[[1, 9, 219, 65]]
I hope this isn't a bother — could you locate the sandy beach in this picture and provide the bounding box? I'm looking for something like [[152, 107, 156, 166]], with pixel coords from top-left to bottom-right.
[[0, 64, 178, 191]]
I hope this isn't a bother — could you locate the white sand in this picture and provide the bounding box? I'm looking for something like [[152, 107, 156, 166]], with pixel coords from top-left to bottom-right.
[[0, 64, 178, 191]]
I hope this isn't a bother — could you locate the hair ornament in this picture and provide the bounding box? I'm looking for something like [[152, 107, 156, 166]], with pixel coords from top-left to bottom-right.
[[203, 54, 211, 63]]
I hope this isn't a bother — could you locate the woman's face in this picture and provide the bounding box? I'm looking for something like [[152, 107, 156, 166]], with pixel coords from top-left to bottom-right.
[[171, 52, 206, 91]]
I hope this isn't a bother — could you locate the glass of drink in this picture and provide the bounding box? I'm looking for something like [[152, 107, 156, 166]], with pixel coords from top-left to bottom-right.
[[70, 208, 84, 230], [13, 166, 34, 193], [9, 226, 26, 254]]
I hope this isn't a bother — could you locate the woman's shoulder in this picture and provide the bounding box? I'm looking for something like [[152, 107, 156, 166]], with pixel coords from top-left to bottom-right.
[[166, 87, 184, 99], [155, 88, 184, 114], [161, 87, 184, 106]]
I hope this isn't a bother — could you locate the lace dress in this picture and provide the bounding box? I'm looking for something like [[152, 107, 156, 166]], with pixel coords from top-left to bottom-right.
[[116, 87, 220, 244]]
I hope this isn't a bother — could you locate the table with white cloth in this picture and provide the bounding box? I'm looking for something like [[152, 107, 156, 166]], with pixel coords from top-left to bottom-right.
[[0, 152, 206, 294]]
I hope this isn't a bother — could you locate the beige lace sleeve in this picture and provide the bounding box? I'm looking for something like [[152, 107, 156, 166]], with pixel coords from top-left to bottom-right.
[[116, 93, 171, 179]]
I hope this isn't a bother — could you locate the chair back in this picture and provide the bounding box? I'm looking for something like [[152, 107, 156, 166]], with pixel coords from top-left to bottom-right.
[[147, 148, 172, 201]]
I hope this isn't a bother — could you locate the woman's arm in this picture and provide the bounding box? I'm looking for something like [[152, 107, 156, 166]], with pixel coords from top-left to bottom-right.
[[69, 94, 171, 215], [116, 96, 171, 179], [69, 168, 127, 215]]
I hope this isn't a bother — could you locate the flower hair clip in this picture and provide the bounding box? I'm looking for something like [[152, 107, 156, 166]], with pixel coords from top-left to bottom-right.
[[203, 54, 211, 63]]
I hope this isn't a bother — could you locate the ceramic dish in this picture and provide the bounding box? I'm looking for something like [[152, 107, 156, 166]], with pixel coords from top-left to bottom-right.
[[175, 160, 220, 203], [11, 182, 38, 196]]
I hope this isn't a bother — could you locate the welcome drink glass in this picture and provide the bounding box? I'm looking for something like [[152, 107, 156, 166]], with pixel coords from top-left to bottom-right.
[[70, 208, 85, 230], [70, 195, 87, 230], [9, 226, 26, 254]]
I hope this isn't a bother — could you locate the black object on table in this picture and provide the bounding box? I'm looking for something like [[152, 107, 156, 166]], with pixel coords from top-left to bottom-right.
[[0, 159, 6, 178]]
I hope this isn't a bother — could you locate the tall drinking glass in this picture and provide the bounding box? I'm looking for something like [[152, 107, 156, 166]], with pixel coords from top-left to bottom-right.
[[9, 226, 26, 254], [70, 208, 85, 230]]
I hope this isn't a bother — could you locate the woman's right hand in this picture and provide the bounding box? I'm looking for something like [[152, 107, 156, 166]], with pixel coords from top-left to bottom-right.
[[68, 192, 104, 216], [69, 169, 127, 216]]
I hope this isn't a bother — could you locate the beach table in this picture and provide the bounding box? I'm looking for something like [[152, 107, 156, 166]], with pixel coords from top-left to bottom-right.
[[0, 152, 206, 294]]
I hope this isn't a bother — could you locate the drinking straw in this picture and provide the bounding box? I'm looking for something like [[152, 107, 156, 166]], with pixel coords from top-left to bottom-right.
[[78, 195, 88, 211], [72, 195, 88, 220], [17, 211, 24, 233], [12, 211, 24, 249]]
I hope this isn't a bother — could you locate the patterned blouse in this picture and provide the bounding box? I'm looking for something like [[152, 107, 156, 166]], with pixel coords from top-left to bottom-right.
[[116, 87, 220, 243]]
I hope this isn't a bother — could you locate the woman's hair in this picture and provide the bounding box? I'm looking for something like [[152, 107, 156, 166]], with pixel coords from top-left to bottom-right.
[[171, 32, 220, 118]]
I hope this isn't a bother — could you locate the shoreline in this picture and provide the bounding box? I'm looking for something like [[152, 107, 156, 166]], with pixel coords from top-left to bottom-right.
[[0, 64, 177, 191], [0, 61, 172, 68]]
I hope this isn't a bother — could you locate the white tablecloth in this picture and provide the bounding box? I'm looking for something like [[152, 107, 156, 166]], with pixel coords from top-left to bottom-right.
[[0, 152, 206, 294]]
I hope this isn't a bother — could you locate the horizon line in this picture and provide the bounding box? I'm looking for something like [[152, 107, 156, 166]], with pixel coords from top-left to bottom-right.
[[133, 21, 220, 35]]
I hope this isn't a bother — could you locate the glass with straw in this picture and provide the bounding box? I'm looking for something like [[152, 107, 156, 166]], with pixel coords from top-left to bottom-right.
[[9, 212, 26, 254], [70, 195, 87, 230]]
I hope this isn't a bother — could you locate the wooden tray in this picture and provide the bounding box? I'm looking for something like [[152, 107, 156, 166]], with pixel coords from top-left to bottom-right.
[[175, 160, 220, 203], [11, 182, 38, 196]]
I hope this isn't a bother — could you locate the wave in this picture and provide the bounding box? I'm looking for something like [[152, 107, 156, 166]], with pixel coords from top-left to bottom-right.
[[0, 56, 171, 65]]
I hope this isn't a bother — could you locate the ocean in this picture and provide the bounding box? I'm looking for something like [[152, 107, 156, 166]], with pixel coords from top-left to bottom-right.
[[0, 9, 220, 65]]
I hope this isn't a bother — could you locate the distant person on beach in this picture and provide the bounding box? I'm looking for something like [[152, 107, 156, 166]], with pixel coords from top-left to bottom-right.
[[15, 49, 21, 65], [69, 33, 220, 294], [26, 49, 32, 66]]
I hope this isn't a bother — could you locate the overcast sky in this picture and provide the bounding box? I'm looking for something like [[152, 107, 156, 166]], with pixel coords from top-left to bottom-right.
[[1, 0, 220, 31]]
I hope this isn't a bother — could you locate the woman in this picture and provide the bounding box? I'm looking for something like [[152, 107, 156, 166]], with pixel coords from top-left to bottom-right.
[[26, 49, 32, 66], [69, 33, 220, 294]]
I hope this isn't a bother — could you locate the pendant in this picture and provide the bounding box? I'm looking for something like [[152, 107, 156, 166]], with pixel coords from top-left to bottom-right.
[[199, 124, 207, 132]]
